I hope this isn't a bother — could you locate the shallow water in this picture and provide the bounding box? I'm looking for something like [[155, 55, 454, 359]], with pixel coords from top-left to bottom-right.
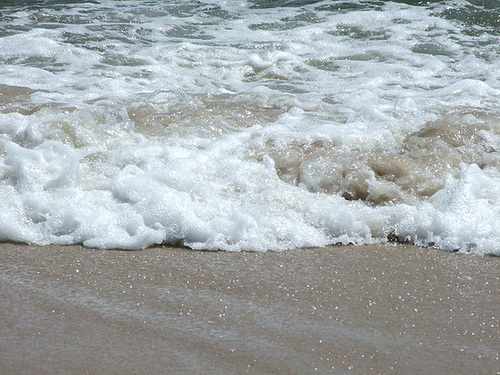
[[1, 1, 500, 253]]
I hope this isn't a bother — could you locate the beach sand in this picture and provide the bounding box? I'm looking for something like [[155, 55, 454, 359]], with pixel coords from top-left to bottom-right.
[[0, 242, 498, 374]]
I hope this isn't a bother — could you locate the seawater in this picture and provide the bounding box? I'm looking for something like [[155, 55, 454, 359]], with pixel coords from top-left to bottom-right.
[[1, 0, 500, 253]]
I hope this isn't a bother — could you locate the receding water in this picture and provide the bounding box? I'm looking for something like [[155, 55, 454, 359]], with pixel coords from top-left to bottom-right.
[[1, 0, 500, 253]]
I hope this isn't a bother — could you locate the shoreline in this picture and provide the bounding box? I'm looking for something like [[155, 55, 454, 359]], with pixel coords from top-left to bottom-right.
[[1, 242, 499, 374]]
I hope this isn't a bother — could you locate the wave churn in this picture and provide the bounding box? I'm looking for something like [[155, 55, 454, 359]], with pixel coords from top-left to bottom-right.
[[1, 0, 500, 254]]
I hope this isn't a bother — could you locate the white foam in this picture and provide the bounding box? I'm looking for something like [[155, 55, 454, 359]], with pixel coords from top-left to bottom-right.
[[1, 0, 500, 254]]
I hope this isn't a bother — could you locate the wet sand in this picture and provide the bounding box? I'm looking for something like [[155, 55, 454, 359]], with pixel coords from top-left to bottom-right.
[[0, 243, 498, 374]]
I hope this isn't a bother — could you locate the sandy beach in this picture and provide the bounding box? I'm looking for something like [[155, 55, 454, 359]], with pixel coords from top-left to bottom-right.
[[0, 242, 498, 374], [2, 2, 500, 374]]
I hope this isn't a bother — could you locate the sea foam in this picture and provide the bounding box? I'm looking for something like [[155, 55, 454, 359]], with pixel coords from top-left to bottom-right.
[[1, 0, 500, 254]]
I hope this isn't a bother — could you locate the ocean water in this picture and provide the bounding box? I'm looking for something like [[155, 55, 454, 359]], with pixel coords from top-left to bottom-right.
[[0, 0, 500, 253]]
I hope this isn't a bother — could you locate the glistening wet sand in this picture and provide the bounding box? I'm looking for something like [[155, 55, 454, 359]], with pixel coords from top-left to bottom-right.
[[0, 243, 498, 374]]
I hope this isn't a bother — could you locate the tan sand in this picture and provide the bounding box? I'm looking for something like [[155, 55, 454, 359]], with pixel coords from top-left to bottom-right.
[[0, 243, 498, 374]]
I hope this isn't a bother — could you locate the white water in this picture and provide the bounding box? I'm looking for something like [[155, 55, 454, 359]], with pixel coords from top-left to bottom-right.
[[1, 0, 500, 254]]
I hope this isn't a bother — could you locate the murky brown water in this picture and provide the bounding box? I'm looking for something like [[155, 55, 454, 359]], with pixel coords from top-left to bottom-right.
[[261, 113, 500, 205], [0, 243, 498, 374]]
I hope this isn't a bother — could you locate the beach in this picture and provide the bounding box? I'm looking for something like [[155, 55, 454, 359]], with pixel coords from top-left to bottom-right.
[[1, 242, 498, 374], [1, 2, 500, 372]]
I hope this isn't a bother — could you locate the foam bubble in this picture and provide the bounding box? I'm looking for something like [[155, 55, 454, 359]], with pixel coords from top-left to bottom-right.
[[1, 1, 500, 254]]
